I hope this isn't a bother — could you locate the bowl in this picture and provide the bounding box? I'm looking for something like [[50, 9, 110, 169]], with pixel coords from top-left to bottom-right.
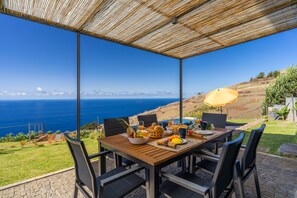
[[128, 136, 150, 145]]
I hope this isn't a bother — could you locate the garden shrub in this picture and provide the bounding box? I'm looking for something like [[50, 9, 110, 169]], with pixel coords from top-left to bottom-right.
[[5, 133, 14, 142], [15, 132, 28, 141], [28, 131, 38, 139], [81, 122, 100, 130], [89, 131, 99, 139], [264, 65, 297, 112], [80, 130, 92, 138]]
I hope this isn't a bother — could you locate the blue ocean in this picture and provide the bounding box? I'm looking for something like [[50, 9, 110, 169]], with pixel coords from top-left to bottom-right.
[[0, 99, 178, 136]]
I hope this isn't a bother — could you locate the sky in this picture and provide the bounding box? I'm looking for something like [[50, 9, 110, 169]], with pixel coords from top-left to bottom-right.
[[0, 14, 297, 99]]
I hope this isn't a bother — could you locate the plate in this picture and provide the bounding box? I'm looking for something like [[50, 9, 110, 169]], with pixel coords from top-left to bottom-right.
[[175, 139, 188, 145], [193, 130, 213, 135]]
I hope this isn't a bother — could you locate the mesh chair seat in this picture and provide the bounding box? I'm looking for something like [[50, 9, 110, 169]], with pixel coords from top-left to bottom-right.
[[196, 160, 217, 174], [160, 171, 212, 198], [194, 124, 266, 197], [161, 133, 245, 198], [64, 133, 144, 198], [96, 167, 145, 198]]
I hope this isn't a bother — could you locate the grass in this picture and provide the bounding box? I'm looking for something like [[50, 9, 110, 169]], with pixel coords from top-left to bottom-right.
[[243, 120, 297, 155], [0, 119, 296, 187], [0, 138, 98, 187]]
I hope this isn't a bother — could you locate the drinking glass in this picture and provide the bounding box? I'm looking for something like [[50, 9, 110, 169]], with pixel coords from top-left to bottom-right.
[[138, 121, 144, 127], [137, 121, 145, 130], [168, 118, 173, 126], [172, 125, 179, 134]]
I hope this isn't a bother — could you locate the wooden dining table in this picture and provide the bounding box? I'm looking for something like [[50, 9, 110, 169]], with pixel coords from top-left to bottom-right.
[[98, 128, 233, 198]]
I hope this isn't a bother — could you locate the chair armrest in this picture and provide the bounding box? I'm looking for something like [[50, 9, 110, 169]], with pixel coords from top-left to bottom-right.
[[196, 149, 220, 158], [241, 145, 246, 149], [192, 154, 219, 162], [161, 172, 209, 196], [100, 165, 143, 187], [234, 160, 242, 178], [88, 150, 112, 159]]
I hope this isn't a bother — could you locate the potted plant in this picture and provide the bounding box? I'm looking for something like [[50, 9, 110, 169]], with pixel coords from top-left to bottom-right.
[[273, 106, 290, 120]]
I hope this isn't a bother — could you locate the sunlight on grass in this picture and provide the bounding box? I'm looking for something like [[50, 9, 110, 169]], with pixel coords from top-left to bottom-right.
[[244, 120, 297, 155], [0, 138, 98, 187]]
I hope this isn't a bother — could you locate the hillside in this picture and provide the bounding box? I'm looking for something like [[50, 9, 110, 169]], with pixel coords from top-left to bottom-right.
[[131, 77, 276, 122]]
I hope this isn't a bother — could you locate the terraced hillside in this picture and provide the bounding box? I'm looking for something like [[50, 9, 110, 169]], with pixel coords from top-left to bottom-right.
[[131, 77, 276, 122]]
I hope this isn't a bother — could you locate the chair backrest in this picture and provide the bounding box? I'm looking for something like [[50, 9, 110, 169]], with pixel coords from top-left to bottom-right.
[[64, 133, 96, 193], [104, 117, 129, 137], [202, 113, 227, 128], [137, 114, 158, 127], [212, 133, 245, 197], [242, 124, 266, 171]]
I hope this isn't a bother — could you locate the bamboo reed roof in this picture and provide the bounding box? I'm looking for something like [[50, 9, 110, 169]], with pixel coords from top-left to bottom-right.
[[1, 0, 297, 59]]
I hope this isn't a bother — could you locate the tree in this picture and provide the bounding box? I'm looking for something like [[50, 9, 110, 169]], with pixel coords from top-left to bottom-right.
[[267, 70, 280, 78], [256, 72, 265, 79], [81, 121, 99, 130], [273, 70, 280, 78], [264, 65, 297, 108], [267, 71, 274, 77]]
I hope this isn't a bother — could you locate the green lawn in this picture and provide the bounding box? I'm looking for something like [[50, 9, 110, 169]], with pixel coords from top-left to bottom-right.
[[0, 120, 296, 187], [0, 138, 98, 187], [243, 120, 297, 155]]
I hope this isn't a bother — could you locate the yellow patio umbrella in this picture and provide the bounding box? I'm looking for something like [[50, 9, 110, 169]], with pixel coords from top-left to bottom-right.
[[204, 88, 238, 113]]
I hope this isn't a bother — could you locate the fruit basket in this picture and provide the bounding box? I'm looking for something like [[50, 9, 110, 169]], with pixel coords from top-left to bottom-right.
[[128, 135, 150, 145], [126, 127, 150, 144], [147, 124, 164, 139]]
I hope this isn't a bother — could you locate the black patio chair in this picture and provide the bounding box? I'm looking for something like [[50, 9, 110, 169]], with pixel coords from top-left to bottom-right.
[[64, 133, 145, 198], [202, 113, 227, 128], [201, 113, 228, 153], [103, 117, 129, 137], [103, 117, 134, 167], [194, 124, 266, 197], [160, 133, 245, 198], [137, 114, 158, 127]]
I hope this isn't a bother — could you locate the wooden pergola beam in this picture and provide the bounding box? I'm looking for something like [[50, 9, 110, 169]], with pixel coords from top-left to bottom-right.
[[183, 24, 297, 59], [0, 0, 4, 12], [2, 0, 297, 59], [3, 8, 79, 32], [127, 0, 213, 44], [1, 9, 178, 59], [162, 0, 297, 53], [78, 0, 109, 32]]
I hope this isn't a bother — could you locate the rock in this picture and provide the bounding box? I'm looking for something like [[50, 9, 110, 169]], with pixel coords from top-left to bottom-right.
[[278, 143, 297, 157]]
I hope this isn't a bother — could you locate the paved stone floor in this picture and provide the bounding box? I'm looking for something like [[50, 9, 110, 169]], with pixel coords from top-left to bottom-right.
[[0, 151, 296, 198]]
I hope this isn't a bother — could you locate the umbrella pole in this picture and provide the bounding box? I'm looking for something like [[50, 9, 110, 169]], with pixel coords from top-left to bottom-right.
[[220, 107, 223, 114]]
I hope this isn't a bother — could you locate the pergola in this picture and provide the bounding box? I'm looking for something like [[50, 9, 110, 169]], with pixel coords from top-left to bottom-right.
[[1, 0, 297, 139]]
